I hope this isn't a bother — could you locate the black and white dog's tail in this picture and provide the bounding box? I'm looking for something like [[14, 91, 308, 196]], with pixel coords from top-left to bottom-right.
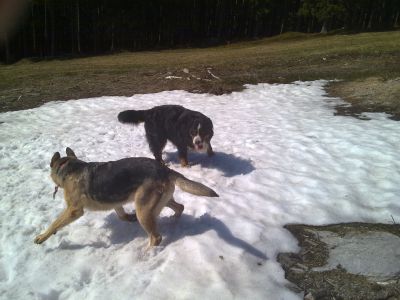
[[169, 170, 219, 197], [118, 110, 147, 124]]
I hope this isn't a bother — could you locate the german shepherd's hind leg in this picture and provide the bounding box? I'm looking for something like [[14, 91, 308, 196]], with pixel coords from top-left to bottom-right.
[[135, 192, 163, 247], [115, 206, 137, 222], [166, 198, 184, 218], [34, 206, 84, 244]]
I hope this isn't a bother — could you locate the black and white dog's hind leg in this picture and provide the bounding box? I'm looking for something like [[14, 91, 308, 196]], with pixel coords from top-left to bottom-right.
[[147, 134, 167, 164], [144, 122, 167, 164]]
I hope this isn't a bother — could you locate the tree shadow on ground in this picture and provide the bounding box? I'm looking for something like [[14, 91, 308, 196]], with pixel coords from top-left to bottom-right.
[[165, 151, 255, 177]]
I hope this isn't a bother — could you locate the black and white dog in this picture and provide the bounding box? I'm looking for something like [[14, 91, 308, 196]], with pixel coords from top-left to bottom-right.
[[118, 105, 214, 166]]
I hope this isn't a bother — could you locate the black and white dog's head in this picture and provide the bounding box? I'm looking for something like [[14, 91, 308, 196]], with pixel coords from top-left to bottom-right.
[[189, 118, 213, 153]]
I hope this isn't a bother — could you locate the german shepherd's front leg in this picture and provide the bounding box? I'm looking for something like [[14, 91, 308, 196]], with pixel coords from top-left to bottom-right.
[[34, 206, 84, 244]]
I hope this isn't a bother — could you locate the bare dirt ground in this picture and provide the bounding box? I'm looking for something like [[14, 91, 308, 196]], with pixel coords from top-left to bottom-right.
[[328, 77, 400, 120]]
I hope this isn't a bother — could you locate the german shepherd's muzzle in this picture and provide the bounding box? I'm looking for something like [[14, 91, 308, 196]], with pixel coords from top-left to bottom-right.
[[34, 148, 218, 247]]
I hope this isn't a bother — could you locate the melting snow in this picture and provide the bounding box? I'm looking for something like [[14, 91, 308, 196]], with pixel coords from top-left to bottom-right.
[[0, 81, 399, 299]]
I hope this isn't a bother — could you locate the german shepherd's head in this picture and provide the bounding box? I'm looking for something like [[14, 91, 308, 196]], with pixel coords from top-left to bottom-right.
[[50, 147, 77, 187]]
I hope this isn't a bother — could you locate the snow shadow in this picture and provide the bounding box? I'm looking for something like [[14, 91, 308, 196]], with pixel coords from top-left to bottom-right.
[[105, 213, 146, 244], [161, 213, 268, 260], [165, 151, 255, 177], [54, 213, 267, 260], [56, 240, 110, 250], [50, 214, 146, 251]]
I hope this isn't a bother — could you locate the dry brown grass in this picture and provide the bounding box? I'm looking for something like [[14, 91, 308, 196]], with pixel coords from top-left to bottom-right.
[[1, 31, 399, 114]]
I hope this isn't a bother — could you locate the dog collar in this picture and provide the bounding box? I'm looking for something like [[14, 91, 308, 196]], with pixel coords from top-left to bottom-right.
[[58, 158, 69, 169], [53, 186, 59, 199], [52, 158, 69, 199], [55, 158, 70, 174]]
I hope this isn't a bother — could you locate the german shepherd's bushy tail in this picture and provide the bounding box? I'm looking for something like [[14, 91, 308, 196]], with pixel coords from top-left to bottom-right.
[[169, 170, 219, 197], [118, 109, 148, 124]]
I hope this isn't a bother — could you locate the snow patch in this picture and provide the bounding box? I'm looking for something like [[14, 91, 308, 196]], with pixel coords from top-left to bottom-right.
[[0, 81, 399, 299]]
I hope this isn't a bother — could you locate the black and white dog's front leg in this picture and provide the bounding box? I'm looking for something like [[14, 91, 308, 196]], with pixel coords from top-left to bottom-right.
[[207, 143, 214, 157], [177, 145, 189, 167]]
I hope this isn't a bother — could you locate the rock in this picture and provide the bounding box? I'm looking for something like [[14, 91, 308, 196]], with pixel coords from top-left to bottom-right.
[[278, 223, 400, 299]]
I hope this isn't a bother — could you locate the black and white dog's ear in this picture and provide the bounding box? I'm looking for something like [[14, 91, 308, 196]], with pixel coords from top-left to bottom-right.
[[50, 152, 61, 167], [66, 147, 77, 158]]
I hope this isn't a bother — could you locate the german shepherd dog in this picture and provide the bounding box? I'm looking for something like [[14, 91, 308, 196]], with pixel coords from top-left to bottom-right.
[[118, 105, 214, 167], [34, 148, 218, 247]]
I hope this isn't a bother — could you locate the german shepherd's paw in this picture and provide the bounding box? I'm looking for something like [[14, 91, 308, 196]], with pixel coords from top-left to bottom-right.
[[123, 212, 137, 222], [34, 233, 49, 244]]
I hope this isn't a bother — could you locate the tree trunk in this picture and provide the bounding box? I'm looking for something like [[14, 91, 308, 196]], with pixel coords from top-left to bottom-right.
[[158, 4, 162, 45], [31, 3, 37, 54], [311, 17, 314, 32], [4, 32, 10, 63], [110, 22, 114, 51], [394, 11, 399, 27], [368, 12, 374, 29], [93, 6, 100, 53], [320, 20, 327, 33], [23, 27, 28, 57], [76, 0, 81, 53], [44, 0, 47, 56], [71, 15, 74, 53], [362, 12, 367, 29], [253, 14, 259, 37], [50, 2, 55, 56]]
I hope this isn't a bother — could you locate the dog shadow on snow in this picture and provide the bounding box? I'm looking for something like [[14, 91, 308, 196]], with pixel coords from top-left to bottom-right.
[[58, 212, 267, 260], [164, 151, 255, 177], [55, 213, 267, 260], [103, 212, 268, 260]]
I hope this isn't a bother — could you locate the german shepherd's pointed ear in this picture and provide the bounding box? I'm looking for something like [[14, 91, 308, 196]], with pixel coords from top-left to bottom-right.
[[66, 147, 77, 158], [50, 152, 61, 167]]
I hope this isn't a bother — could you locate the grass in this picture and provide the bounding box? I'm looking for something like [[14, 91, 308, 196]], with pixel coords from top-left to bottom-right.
[[1, 31, 399, 114]]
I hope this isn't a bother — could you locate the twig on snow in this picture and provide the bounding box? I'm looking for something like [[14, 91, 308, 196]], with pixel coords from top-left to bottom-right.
[[207, 68, 221, 80]]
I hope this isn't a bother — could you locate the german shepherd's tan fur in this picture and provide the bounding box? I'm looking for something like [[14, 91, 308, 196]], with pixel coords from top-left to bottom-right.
[[34, 148, 218, 247]]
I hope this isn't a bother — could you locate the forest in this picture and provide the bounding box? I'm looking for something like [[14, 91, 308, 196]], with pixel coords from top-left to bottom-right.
[[1, 0, 399, 63]]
